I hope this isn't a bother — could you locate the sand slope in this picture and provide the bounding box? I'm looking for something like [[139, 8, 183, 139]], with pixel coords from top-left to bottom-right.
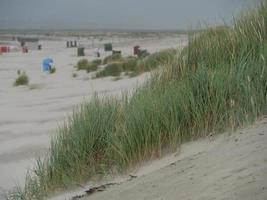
[[80, 118, 267, 200]]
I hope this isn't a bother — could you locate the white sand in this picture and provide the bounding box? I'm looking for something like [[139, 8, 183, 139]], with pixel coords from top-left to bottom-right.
[[0, 35, 186, 198], [77, 118, 267, 200]]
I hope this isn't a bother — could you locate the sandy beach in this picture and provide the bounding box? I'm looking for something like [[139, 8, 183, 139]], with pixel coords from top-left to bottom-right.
[[0, 34, 186, 198]]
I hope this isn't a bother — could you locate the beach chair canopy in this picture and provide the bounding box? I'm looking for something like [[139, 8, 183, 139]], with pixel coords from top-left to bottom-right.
[[42, 58, 53, 71]]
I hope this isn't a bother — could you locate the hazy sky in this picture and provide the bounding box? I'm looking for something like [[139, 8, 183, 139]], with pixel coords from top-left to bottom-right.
[[0, 0, 260, 30]]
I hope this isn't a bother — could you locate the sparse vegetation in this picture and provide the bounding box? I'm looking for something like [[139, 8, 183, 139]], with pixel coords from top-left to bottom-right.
[[96, 49, 176, 79], [137, 49, 150, 59], [75, 59, 101, 72], [136, 49, 176, 72], [91, 59, 102, 65], [122, 56, 138, 72], [72, 72, 78, 78], [49, 67, 56, 74], [14, 71, 29, 86], [95, 50, 175, 79], [86, 62, 98, 73], [96, 63, 123, 78], [103, 53, 123, 64], [76, 59, 89, 70], [7, 1, 267, 199]]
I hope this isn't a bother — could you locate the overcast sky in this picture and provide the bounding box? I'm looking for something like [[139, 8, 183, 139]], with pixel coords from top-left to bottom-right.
[[0, 0, 260, 30]]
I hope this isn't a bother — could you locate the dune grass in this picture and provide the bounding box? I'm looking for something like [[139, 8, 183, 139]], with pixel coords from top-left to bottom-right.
[[91, 59, 102, 65], [96, 63, 123, 78], [76, 59, 89, 70], [122, 56, 138, 72], [49, 67, 56, 74], [103, 54, 123, 64], [75, 59, 102, 72], [137, 49, 150, 59], [72, 72, 78, 78], [85, 62, 99, 73], [136, 48, 176, 73], [14, 71, 29, 86], [96, 50, 176, 79], [7, 1, 267, 199]]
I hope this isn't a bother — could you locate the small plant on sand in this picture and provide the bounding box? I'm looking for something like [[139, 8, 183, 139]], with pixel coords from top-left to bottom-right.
[[72, 72, 78, 78], [91, 59, 102, 65], [86, 62, 99, 73], [49, 66, 56, 74], [137, 50, 150, 59], [122, 56, 138, 72], [103, 54, 123, 64], [96, 63, 123, 78], [76, 59, 101, 72], [14, 71, 29, 86], [136, 49, 176, 72], [76, 59, 89, 70]]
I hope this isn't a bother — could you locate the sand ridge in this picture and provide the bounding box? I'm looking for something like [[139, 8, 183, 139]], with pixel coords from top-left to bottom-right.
[[73, 119, 267, 200]]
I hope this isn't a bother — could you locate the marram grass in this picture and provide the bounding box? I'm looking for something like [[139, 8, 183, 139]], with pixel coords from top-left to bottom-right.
[[7, 1, 267, 199], [14, 71, 29, 86]]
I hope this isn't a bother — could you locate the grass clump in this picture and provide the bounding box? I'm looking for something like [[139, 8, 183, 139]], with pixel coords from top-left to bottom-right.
[[49, 67, 56, 74], [137, 49, 150, 59], [76, 59, 89, 70], [7, 1, 267, 199], [91, 59, 102, 65], [85, 62, 98, 73], [75, 59, 101, 72], [136, 48, 176, 72], [96, 50, 175, 78], [72, 72, 78, 78], [103, 54, 123, 64], [96, 63, 123, 78], [122, 56, 138, 72], [14, 71, 29, 86]]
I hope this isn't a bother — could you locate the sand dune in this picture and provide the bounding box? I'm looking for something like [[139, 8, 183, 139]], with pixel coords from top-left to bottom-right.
[[71, 118, 267, 200]]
